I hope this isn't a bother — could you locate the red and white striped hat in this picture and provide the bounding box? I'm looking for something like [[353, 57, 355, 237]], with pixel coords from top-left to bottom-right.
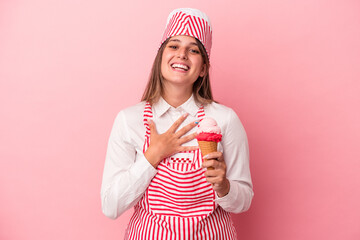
[[160, 8, 212, 59]]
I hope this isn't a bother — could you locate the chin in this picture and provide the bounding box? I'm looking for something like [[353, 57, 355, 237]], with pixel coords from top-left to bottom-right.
[[164, 78, 196, 86]]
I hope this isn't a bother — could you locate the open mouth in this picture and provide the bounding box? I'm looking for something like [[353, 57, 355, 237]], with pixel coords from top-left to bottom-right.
[[171, 63, 190, 71]]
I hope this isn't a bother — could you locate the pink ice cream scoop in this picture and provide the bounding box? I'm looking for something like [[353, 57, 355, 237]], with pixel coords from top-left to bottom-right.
[[196, 117, 222, 142]]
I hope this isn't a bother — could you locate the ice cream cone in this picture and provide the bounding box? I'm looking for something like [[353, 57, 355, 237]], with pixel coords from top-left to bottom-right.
[[198, 141, 218, 156], [196, 117, 222, 170], [198, 140, 218, 170]]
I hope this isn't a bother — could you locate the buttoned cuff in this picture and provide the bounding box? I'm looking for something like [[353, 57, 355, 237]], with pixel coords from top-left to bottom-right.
[[129, 153, 158, 186], [214, 180, 238, 209]]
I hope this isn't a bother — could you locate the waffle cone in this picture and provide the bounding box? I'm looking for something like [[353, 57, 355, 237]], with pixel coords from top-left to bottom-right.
[[197, 141, 218, 157]]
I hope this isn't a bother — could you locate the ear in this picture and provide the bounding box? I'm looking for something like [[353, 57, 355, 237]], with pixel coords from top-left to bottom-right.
[[199, 64, 206, 77]]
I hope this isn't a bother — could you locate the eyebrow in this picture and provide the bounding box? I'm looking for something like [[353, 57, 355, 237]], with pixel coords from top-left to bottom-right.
[[168, 39, 198, 46]]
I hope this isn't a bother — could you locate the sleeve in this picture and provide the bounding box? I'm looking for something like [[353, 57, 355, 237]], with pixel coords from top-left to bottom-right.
[[214, 108, 254, 213], [100, 111, 158, 219]]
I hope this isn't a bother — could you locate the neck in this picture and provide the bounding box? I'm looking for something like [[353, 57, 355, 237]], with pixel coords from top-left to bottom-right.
[[162, 84, 193, 108]]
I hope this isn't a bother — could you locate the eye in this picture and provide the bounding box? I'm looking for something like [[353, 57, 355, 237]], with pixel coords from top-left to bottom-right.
[[168, 45, 178, 49], [190, 49, 200, 54]]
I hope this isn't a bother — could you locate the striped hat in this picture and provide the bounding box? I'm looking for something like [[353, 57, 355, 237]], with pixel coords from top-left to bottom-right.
[[160, 8, 212, 59]]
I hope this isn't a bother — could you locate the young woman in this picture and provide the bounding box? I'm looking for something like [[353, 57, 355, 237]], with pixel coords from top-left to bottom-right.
[[101, 8, 253, 239]]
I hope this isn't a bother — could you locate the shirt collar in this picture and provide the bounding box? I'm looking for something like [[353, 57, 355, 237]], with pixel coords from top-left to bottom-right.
[[153, 94, 200, 117]]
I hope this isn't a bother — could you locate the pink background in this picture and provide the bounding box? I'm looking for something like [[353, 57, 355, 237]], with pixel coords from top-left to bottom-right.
[[1, 0, 359, 239]]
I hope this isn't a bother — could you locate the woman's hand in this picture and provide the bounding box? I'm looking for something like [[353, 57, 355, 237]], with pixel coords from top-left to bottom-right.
[[145, 113, 199, 168], [202, 152, 230, 198]]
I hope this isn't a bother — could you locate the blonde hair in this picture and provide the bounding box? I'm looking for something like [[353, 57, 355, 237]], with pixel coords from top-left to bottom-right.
[[141, 38, 214, 105]]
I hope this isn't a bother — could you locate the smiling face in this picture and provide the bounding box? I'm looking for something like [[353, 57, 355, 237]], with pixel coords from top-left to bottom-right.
[[160, 35, 206, 91]]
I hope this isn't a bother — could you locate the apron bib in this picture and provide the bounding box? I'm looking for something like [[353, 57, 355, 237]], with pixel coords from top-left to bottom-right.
[[124, 102, 237, 240]]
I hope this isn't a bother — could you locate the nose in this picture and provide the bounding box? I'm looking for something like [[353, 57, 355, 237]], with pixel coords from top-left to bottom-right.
[[177, 48, 188, 59]]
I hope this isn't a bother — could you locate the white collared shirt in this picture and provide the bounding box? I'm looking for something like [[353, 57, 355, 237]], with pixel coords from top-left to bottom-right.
[[101, 95, 254, 219]]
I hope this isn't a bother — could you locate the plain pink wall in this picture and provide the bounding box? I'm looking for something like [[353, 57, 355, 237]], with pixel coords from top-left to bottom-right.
[[1, 0, 359, 239]]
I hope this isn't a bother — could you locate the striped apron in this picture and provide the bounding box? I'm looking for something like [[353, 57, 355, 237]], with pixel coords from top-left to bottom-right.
[[124, 103, 237, 240]]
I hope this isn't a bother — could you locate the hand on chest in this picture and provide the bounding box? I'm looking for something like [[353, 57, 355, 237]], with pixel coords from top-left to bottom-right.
[[154, 110, 199, 146]]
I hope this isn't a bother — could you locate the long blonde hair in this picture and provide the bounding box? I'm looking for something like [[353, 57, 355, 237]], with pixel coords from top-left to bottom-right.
[[141, 38, 214, 105]]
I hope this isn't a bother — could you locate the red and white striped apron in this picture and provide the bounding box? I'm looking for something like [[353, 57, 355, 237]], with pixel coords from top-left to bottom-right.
[[124, 103, 237, 240]]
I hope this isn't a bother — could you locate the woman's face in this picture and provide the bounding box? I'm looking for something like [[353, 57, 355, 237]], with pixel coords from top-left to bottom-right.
[[161, 35, 206, 90]]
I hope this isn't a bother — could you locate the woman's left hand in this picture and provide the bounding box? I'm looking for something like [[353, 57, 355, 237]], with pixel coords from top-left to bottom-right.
[[202, 152, 230, 198]]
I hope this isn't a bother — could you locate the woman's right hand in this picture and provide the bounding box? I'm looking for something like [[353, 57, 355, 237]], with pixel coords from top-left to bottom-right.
[[144, 113, 199, 168]]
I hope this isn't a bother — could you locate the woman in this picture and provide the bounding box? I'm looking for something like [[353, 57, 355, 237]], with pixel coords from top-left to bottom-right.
[[101, 8, 253, 239]]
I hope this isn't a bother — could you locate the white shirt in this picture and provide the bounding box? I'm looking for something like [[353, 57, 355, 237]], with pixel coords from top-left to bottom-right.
[[101, 95, 254, 219]]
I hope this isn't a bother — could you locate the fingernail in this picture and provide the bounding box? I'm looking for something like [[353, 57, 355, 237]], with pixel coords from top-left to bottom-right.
[[203, 154, 209, 159], [195, 121, 199, 124], [182, 113, 189, 117]]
